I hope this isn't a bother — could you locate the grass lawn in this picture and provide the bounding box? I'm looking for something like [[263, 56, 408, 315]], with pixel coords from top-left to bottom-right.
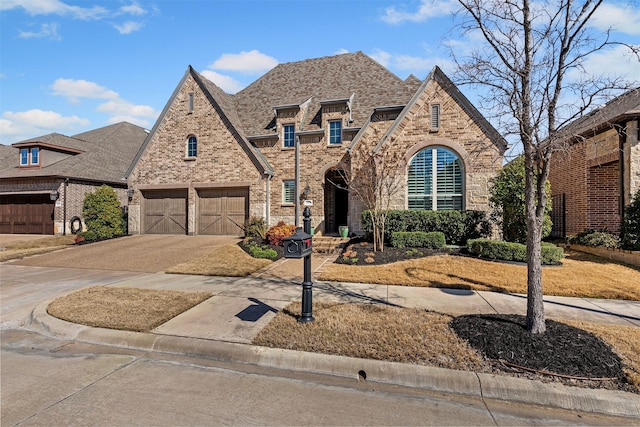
[[0, 235, 76, 262], [318, 249, 640, 301], [166, 244, 271, 277]]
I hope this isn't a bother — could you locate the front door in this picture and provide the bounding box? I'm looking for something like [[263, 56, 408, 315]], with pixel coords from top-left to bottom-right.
[[324, 169, 348, 234]]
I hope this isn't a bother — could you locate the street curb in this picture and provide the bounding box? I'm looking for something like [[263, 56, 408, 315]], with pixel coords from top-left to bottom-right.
[[29, 301, 640, 419]]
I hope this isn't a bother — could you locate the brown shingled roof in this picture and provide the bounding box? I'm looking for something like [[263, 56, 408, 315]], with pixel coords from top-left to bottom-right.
[[1, 122, 148, 184], [233, 51, 421, 136]]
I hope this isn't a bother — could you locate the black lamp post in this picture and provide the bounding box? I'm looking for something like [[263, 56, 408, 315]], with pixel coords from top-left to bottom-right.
[[299, 206, 314, 323]]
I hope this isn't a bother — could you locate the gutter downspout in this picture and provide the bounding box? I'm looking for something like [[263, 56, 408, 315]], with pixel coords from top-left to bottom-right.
[[265, 173, 272, 226], [63, 177, 69, 235], [295, 135, 300, 227]]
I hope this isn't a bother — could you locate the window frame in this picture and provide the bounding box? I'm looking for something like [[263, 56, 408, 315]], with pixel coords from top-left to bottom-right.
[[283, 124, 295, 148], [30, 147, 40, 165], [20, 148, 29, 166], [328, 120, 342, 145], [407, 146, 463, 211], [282, 180, 296, 204], [186, 135, 198, 158], [188, 93, 195, 113]]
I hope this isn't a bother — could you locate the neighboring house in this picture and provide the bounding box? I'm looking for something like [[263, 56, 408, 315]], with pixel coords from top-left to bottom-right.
[[548, 89, 640, 237], [126, 52, 506, 236], [0, 122, 148, 234]]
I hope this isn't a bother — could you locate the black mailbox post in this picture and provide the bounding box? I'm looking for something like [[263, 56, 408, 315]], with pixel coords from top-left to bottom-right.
[[283, 207, 314, 323]]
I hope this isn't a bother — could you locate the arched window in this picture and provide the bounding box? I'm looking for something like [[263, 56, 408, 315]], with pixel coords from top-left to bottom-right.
[[407, 146, 463, 210], [187, 135, 197, 157]]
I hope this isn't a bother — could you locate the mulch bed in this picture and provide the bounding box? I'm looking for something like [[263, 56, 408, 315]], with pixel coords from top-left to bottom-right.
[[237, 237, 284, 260], [335, 238, 458, 266]]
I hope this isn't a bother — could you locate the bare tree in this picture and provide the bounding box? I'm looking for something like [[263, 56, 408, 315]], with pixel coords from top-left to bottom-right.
[[452, 0, 638, 333], [339, 144, 404, 252]]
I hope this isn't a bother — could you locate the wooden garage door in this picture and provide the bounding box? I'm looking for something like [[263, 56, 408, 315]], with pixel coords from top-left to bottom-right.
[[198, 188, 248, 235], [0, 194, 55, 235], [143, 190, 188, 235]]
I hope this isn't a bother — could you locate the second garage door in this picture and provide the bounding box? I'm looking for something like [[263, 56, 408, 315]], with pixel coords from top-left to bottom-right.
[[198, 188, 248, 235], [143, 190, 188, 235], [0, 194, 55, 234]]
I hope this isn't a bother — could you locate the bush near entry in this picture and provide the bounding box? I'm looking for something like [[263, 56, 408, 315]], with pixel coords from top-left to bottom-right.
[[390, 231, 446, 249], [467, 238, 564, 265], [265, 221, 297, 246], [361, 210, 491, 246]]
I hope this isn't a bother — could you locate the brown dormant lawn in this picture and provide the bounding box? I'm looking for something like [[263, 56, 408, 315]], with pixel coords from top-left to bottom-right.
[[166, 244, 271, 277], [318, 249, 640, 301], [0, 235, 76, 262]]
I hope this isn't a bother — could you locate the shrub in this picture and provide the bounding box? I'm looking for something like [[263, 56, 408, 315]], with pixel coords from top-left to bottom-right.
[[569, 229, 620, 249], [390, 231, 446, 249], [246, 243, 278, 260], [361, 210, 491, 245], [82, 185, 126, 239], [621, 190, 640, 251], [244, 217, 268, 240], [467, 238, 564, 265], [488, 156, 552, 243], [265, 221, 296, 246], [79, 230, 98, 242]]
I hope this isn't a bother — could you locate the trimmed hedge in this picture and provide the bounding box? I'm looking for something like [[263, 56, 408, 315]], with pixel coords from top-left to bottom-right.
[[390, 231, 446, 249], [361, 210, 491, 245], [467, 238, 564, 265], [569, 229, 620, 249]]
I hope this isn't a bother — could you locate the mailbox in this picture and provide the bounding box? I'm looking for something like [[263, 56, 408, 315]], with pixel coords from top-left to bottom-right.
[[283, 228, 313, 258]]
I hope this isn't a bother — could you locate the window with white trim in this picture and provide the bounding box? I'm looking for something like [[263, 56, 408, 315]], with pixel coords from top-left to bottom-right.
[[19, 147, 40, 166], [283, 180, 295, 204], [186, 135, 197, 157], [329, 120, 342, 144], [407, 146, 463, 210], [430, 104, 440, 131], [283, 124, 295, 148]]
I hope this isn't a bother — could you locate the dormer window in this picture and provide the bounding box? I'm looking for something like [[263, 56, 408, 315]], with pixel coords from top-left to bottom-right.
[[19, 147, 40, 166], [283, 124, 295, 148], [329, 120, 342, 144]]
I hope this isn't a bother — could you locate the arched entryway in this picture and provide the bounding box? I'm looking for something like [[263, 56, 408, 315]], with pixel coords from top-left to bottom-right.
[[324, 169, 348, 234]]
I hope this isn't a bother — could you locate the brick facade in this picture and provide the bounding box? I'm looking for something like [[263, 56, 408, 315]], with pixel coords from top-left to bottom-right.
[[127, 54, 506, 236], [549, 95, 639, 237]]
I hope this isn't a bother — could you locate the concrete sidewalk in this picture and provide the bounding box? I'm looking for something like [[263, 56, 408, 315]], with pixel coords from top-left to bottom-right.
[[4, 263, 636, 419]]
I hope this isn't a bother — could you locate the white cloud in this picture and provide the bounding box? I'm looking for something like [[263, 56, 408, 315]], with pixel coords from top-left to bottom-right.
[[368, 49, 453, 77], [209, 50, 278, 74], [381, 0, 457, 24], [51, 78, 119, 103], [334, 48, 350, 55], [0, 0, 107, 20], [18, 22, 61, 40], [106, 115, 152, 128], [119, 2, 146, 16], [113, 21, 143, 34], [591, 3, 640, 35], [0, 109, 90, 144], [201, 70, 245, 94], [571, 44, 640, 83], [96, 99, 156, 118]]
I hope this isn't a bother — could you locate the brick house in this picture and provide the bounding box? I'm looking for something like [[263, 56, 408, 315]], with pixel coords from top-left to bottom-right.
[[548, 89, 640, 237], [126, 52, 506, 236], [0, 122, 148, 234]]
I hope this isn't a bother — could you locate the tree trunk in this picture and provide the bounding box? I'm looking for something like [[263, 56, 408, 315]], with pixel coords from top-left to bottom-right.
[[524, 155, 546, 334]]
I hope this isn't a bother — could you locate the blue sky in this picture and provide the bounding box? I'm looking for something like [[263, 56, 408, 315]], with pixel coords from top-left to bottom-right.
[[1, 0, 639, 149]]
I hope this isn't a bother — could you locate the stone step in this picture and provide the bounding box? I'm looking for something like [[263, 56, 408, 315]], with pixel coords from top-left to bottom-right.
[[311, 236, 350, 254]]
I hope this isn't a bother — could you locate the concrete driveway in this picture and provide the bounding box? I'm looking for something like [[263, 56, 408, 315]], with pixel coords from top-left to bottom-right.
[[6, 235, 239, 273]]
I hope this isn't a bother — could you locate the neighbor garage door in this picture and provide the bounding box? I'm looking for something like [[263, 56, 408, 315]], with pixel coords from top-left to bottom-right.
[[142, 190, 188, 234], [0, 194, 55, 234], [197, 188, 248, 235]]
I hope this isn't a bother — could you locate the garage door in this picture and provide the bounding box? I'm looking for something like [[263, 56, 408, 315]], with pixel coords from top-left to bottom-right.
[[143, 190, 188, 235], [198, 188, 248, 235], [0, 194, 55, 234]]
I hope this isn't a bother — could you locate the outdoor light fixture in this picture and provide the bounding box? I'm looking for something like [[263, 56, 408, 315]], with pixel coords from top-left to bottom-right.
[[127, 189, 134, 200], [49, 191, 59, 201]]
